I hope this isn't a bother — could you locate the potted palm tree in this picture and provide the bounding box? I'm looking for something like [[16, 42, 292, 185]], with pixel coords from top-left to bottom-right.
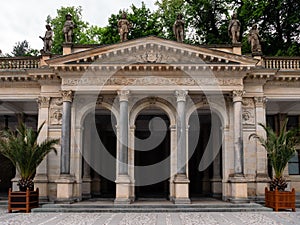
[[249, 118, 298, 211], [0, 121, 59, 191]]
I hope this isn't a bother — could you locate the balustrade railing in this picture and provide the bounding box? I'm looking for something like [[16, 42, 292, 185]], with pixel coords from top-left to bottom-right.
[[0, 56, 40, 69], [264, 57, 300, 70]]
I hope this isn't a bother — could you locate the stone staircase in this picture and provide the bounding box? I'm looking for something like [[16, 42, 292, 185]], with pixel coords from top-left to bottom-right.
[[32, 199, 273, 213]]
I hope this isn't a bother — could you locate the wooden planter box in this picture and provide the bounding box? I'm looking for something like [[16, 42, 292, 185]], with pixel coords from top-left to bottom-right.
[[8, 188, 39, 213], [265, 187, 296, 212]]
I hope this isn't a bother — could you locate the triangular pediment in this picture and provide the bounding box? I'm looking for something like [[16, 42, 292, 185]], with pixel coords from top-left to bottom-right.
[[47, 36, 257, 69]]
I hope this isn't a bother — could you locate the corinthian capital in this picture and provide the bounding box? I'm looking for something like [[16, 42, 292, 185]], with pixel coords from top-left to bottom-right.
[[232, 90, 245, 102], [175, 90, 188, 102], [60, 90, 73, 102], [117, 90, 130, 102], [37, 96, 50, 108]]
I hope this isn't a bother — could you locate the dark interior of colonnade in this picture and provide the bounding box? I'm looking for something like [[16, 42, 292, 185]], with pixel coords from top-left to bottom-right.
[[134, 109, 170, 199], [188, 111, 222, 198], [86, 110, 117, 198]]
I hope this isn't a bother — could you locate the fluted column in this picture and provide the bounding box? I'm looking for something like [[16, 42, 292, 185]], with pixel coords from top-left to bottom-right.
[[232, 90, 244, 175], [56, 90, 75, 202], [115, 90, 131, 204], [176, 90, 188, 174], [229, 90, 248, 203], [118, 90, 130, 175], [60, 90, 73, 174], [34, 96, 50, 199], [173, 90, 190, 204]]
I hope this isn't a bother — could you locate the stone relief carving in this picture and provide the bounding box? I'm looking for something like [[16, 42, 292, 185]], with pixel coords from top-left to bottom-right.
[[37, 96, 50, 108], [50, 97, 63, 125], [242, 109, 255, 125], [135, 51, 169, 63], [63, 77, 242, 87]]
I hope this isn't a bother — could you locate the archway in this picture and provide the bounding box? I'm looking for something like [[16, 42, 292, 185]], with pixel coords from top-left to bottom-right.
[[188, 109, 222, 198], [134, 108, 171, 199], [83, 109, 117, 198]]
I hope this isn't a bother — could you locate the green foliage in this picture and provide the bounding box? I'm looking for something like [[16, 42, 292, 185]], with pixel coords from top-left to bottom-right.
[[0, 121, 59, 181], [11, 40, 39, 57], [47, 6, 89, 54], [249, 119, 299, 180]]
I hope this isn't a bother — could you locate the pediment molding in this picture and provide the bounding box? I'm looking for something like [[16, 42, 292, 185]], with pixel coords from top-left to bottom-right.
[[47, 36, 257, 71]]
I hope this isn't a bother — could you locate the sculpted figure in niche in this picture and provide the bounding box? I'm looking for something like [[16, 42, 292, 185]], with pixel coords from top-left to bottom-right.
[[173, 13, 185, 42], [228, 13, 241, 44], [39, 24, 53, 53], [248, 24, 262, 53], [63, 13, 76, 43], [118, 12, 131, 42]]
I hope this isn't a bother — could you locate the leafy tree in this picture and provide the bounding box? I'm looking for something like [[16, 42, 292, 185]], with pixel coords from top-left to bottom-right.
[[11, 40, 39, 57], [238, 0, 300, 56], [155, 0, 185, 40]]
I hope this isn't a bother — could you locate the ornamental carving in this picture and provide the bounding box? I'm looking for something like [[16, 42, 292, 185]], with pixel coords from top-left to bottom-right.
[[37, 96, 50, 108], [60, 90, 73, 102], [135, 51, 169, 63], [242, 97, 254, 107], [242, 109, 255, 125], [175, 90, 188, 102], [50, 97, 63, 125], [63, 77, 242, 87]]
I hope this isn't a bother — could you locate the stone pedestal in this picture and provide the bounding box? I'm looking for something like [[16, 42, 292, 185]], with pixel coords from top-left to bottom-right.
[[55, 174, 75, 202], [232, 43, 242, 55], [34, 174, 49, 201], [173, 174, 191, 204], [115, 174, 131, 204], [82, 177, 92, 199], [228, 174, 249, 203], [62, 43, 72, 55], [211, 178, 222, 198], [40, 53, 51, 66], [256, 173, 270, 196]]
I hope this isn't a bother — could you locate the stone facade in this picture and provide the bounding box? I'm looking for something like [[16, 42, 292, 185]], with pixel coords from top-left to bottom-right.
[[0, 36, 300, 203]]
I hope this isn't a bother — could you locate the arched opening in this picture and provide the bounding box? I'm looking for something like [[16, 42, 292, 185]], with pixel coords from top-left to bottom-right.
[[188, 109, 222, 198], [83, 109, 117, 198], [134, 108, 170, 199]]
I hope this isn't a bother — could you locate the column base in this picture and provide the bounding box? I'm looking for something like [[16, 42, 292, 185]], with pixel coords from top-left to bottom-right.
[[210, 177, 222, 198], [256, 173, 270, 196], [82, 177, 92, 199], [115, 174, 131, 204], [173, 174, 191, 204], [228, 174, 249, 203], [34, 174, 49, 201], [55, 174, 75, 203]]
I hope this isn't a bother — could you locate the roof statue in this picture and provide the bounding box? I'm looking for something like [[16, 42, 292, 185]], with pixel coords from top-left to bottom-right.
[[248, 24, 262, 54], [173, 13, 185, 42], [118, 12, 132, 42], [63, 13, 76, 43], [228, 13, 241, 44], [39, 24, 53, 53]]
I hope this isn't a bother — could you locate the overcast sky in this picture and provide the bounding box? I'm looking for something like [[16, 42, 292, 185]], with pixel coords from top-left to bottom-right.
[[0, 0, 157, 54]]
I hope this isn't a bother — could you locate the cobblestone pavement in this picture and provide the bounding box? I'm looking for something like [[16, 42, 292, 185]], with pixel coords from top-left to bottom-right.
[[0, 208, 300, 225]]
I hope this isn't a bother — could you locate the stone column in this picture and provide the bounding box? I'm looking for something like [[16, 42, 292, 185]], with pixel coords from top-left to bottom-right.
[[34, 96, 50, 200], [254, 97, 270, 196], [115, 90, 131, 204], [173, 90, 190, 204], [211, 114, 222, 197], [56, 90, 75, 202], [229, 90, 248, 203], [82, 117, 92, 199]]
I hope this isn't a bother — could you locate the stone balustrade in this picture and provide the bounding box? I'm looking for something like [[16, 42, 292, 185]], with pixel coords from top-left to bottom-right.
[[0, 56, 40, 69], [264, 57, 300, 70]]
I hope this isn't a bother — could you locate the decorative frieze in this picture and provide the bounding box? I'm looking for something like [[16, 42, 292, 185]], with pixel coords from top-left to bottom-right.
[[62, 77, 242, 87]]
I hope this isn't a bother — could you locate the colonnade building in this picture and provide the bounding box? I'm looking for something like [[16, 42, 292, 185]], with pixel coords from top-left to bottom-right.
[[0, 36, 300, 203]]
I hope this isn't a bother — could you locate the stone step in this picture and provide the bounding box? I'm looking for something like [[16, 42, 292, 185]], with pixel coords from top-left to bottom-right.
[[32, 206, 272, 213]]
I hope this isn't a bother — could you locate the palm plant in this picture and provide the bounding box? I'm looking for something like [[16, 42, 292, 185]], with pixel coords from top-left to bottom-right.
[[249, 119, 299, 191], [0, 121, 59, 191]]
